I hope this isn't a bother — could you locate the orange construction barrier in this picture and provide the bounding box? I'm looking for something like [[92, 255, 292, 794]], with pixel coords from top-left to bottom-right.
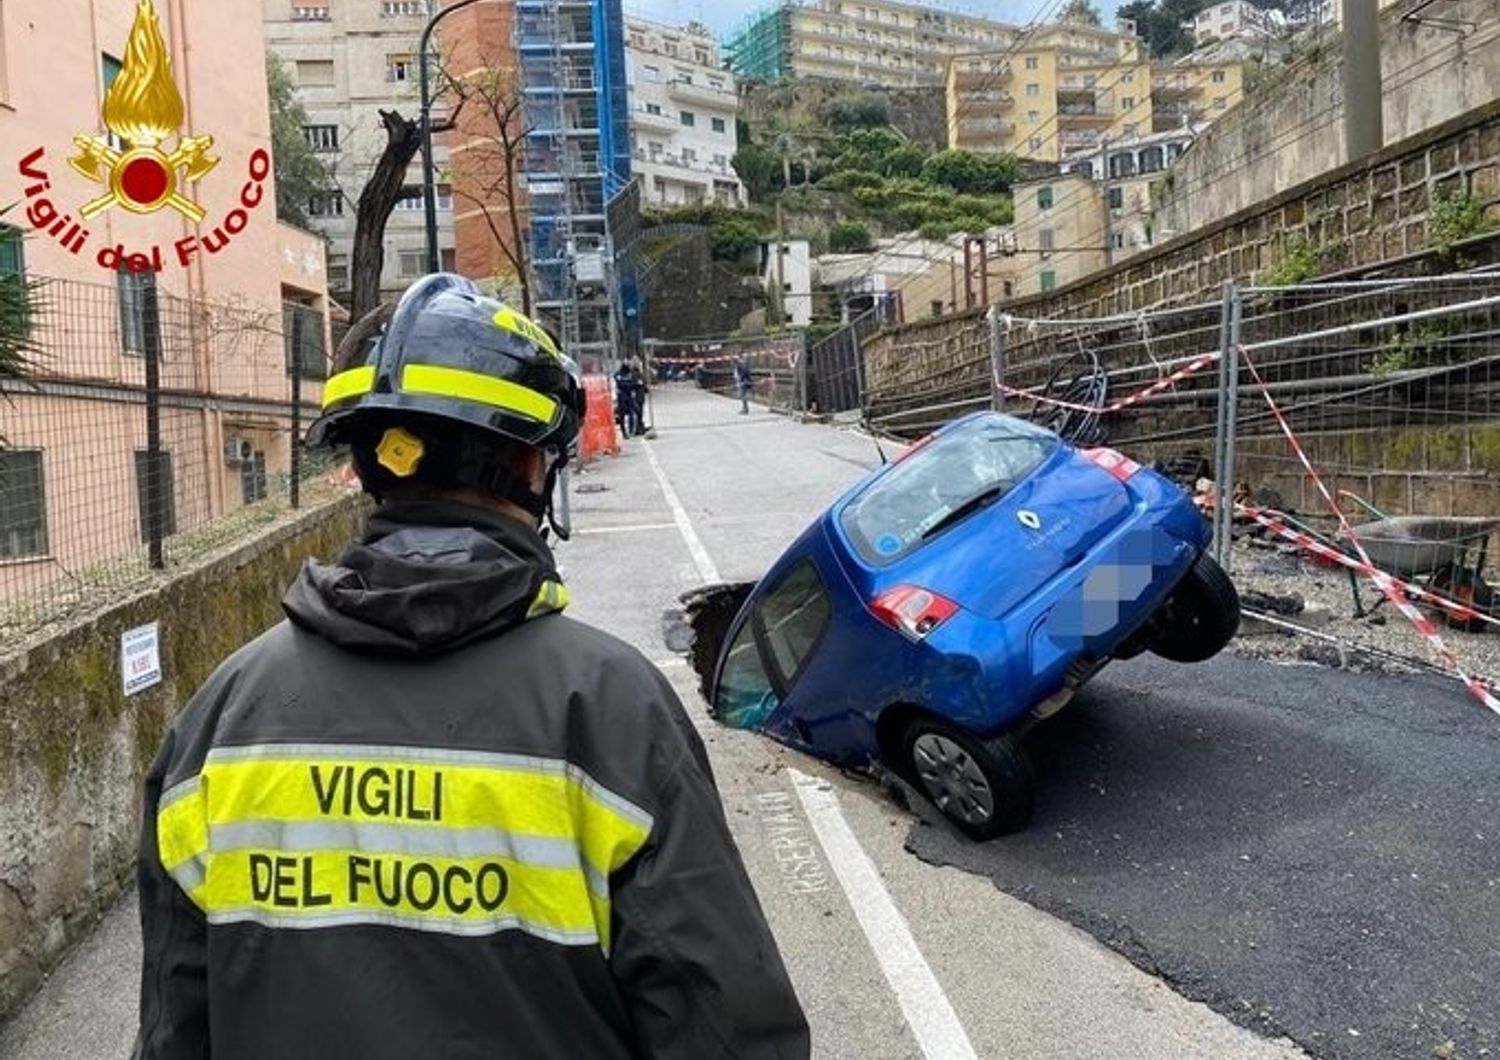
[[580, 374, 619, 460]]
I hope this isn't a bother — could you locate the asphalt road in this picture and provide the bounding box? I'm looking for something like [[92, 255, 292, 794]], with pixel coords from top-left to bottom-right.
[[908, 652, 1500, 1060], [0, 385, 1365, 1060]]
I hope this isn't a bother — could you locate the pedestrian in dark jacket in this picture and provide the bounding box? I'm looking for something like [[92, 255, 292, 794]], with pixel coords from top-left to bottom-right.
[[614, 359, 645, 437], [734, 354, 753, 415], [131, 274, 809, 1060]]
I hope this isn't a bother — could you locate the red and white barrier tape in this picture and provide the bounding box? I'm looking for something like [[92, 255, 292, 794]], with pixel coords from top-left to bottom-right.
[[1237, 505, 1500, 633], [651, 349, 800, 367], [996, 351, 1220, 415], [1236, 347, 1500, 717]]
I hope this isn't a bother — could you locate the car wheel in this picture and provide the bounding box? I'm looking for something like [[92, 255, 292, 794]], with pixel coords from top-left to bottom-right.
[[901, 719, 1034, 840], [1147, 554, 1241, 663]]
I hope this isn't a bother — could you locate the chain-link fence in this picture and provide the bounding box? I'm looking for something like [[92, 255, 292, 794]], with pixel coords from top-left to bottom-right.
[[0, 274, 337, 636]]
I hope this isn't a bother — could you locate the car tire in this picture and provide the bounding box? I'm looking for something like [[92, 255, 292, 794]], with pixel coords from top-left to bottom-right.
[[900, 718, 1034, 840], [1147, 554, 1241, 663]]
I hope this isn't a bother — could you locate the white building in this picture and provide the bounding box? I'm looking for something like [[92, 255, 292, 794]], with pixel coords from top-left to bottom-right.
[[264, 0, 456, 302], [759, 240, 813, 328], [625, 18, 745, 207], [1192, 0, 1285, 42]]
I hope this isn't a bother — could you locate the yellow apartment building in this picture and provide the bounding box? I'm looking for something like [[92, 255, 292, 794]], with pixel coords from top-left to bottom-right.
[[947, 22, 1246, 162]]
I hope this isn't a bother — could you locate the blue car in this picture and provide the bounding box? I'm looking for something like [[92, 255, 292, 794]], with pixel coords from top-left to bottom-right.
[[709, 411, 1240, 839]]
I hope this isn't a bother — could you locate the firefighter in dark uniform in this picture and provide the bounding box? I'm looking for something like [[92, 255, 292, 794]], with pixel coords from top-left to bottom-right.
[[131, 274, 810, 1059]]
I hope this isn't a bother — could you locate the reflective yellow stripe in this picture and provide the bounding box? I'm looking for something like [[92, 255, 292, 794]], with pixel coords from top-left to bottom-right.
[[321, 366, 377, 409], [493, 306, 561, 360], [527, 579, 570, 619], [401, 364, 558, 424], [153, 745, 652, 953]]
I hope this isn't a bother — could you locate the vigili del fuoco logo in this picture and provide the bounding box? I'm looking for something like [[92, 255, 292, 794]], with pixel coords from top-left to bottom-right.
[[14, 0, 271, 274]]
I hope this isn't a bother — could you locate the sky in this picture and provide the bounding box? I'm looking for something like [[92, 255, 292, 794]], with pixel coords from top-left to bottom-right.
[[622, 0, 1128, 40]]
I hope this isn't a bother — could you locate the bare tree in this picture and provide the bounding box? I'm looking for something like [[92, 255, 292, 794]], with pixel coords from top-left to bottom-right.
[[350, 105, 464, 322], [440, 60, 533, 314]]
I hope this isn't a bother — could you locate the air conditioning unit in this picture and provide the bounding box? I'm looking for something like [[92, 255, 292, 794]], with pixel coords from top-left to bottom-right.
[[223, 438, 254, 465]]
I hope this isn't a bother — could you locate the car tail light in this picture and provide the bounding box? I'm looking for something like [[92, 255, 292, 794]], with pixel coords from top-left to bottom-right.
[[869, 585, 959, 641], [1081, 447, 1143, 483]]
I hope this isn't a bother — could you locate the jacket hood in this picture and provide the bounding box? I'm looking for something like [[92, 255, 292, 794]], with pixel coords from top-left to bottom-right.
[[283, 501, 563, 656]]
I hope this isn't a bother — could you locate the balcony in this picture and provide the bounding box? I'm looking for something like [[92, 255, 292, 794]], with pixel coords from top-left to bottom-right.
[[1058, 104, 1113, 125], [633, 107, 680, 133], [955, 117, 1014, 139], [959, 89, 1014, 113], [666, 78, 736, 111]]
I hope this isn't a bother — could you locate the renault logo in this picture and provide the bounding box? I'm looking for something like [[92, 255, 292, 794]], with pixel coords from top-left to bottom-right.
[[1017, 510, 1042, 530]]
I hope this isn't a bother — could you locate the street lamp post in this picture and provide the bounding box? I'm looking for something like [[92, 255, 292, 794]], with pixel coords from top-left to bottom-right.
[[419, 0, 490, 272]]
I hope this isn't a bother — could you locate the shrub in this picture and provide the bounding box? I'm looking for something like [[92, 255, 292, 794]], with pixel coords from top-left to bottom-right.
[[827, 221, 874, 253]]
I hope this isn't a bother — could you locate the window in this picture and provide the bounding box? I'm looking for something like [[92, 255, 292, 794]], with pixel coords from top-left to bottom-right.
[[645, 102, 662, 115], [713, 561, 832, 730], [1027, 110, 1039, 123], [134, 449, 177, 543], [930, 299, 945, 317], [682, 147, 697, 164], [1121, 96, 1135, 110], [291, 5, 331, 20], [840, 416, 1056, 566], [398, 250, 425, 277], [1039, 228, 1055, 254], [1002, 280, 1014, 299], [1112, 232, 1126, 249], [679, 110, 695, 127], [713, 153, 727, 167], [1214, 97, 1226, 109], [117, 268, 153, 355], [1122, 71, 1134, 83], [441, 248, 456, 272], [643, 64, 660, 82], [0, 451, 46, 559], [308, 191, 343, 217], [695, 49, 709, 64], [283, 301, 327, 379], [392, 184, 451, 211], [1025, 82, 1039, 97], [1212, 69, 1226, 83], [382, 1, 432, 15], [1024, 56, 1039, 70], [101, 55, 126, 149], [295, 60, 336, 88], [708, 78, 725, 91], [1037, 186, 1053, 209], [328, 255, 349, 291], [1029, 136, 1043, 151], [0, 224, 28, 341], [241, 449, 268, 504], [303, 124, 339, 152], [1123, 123, 1136, 137], [711, 117, 726, 134], [1040, 269, 1056, 292], [675, 69, 694, 84], [387, 55, 415, 82]]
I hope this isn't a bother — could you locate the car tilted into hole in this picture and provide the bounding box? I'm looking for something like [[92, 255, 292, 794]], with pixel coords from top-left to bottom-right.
[[708, 412, 1240, 839]]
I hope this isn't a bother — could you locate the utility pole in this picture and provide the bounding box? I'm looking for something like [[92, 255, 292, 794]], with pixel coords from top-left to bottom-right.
[[1341, 0, 1383, 161], [1099, 139, 1115, 269], [773, 197, 787, 329]]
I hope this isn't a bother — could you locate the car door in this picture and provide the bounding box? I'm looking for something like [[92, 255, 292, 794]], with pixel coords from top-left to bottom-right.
[[713, 559, 833, 744]]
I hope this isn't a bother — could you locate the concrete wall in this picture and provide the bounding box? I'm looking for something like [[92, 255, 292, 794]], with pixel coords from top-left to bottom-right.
[[1155, 0, 1500, 236], [0, 494, 367, 1021]]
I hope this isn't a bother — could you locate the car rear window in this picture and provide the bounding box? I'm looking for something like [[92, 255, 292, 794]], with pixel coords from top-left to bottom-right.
[[840, 414, 1058, 566]]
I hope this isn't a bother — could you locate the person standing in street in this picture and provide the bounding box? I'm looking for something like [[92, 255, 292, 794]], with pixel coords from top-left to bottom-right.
[[131, 274, 809, 1060], [734, 354, 753, 415], [614, 357, 644, 438]]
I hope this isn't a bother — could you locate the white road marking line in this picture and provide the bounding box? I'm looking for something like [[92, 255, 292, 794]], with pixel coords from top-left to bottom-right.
[[573, 522, 679, 536], [789, 768, 979, 1060], [641, 441, 722, 583]]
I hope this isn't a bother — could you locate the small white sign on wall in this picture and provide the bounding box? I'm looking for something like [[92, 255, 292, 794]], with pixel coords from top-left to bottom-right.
[[122, 623, 162, 696]]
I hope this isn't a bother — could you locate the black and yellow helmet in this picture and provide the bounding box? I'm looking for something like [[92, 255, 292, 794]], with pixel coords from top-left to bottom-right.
[[307, 274, 584, 518]]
